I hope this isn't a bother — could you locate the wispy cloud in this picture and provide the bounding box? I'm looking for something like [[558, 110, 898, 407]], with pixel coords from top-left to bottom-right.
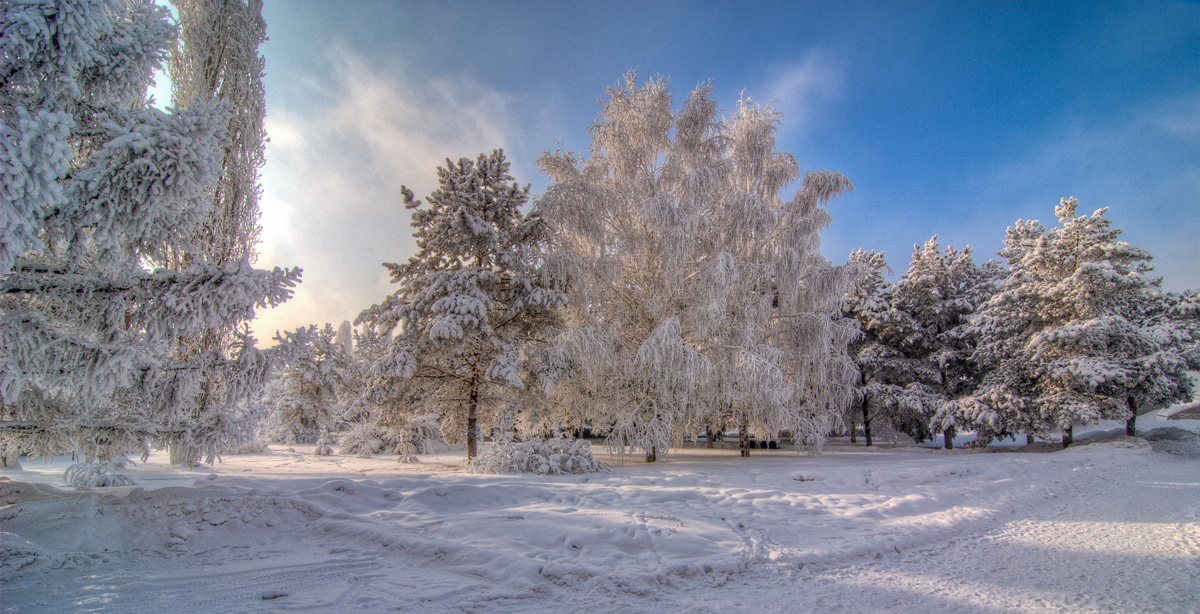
[[761, 51, 843, 135], [946, 90, 1200, 292], [252, 46, 524, 340]]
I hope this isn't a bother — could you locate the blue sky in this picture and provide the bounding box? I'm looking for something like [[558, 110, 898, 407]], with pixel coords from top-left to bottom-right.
[[227, 0, 1200, 339]]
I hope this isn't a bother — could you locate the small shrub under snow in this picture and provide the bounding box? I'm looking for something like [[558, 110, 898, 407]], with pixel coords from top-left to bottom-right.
[[469, 436, 607, 475], [64, 460, 136, 488], [338, 416, 448, 462]]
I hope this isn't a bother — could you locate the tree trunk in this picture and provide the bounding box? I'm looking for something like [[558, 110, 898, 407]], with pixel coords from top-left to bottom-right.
[[706, 424, 715, 449], [646, 447, 657, 463], [1026, 434, 1034, 445], [1062, 425, 1073, 448], [466, 367, 480, 460], [1126, 396, 1138, 437], [849, 413, 858, 443], [943, 426, 955, 450], [740, 418, 751, 457], [862, 396, 873, 447]]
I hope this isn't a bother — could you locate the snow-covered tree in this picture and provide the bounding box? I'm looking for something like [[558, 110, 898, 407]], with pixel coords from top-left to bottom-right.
[[357, 150, 564, 460], [950, 198, 1189, 446], [535, 73, 861, 460], [891, 237, 1001, 448], [167, 0, 265, 267], [1, 0, 300, 463], [158, 0, 270, 463], [259, 324, 348, 446], [1116, 291, 1196, 435], [1166, 290, 1200, 370], [335, 320, 354, 357], [842, 249, 920, 446], [329, 325, 448, 462]]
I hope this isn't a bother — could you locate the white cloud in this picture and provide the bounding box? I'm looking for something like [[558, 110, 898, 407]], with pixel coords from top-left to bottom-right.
[[761, 51, 843, 135], [251, 47, 525, 341]]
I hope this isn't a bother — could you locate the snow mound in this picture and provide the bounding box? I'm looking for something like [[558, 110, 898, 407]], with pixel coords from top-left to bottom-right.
[[1140, 427, 1200, 458], [469, 437, 608, 475]]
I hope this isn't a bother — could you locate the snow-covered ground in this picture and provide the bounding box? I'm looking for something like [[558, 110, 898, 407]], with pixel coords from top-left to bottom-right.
[[3, 414, 1198, 613]]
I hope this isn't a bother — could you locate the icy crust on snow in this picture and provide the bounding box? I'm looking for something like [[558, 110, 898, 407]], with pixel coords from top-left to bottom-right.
[[1, 434, 1180, 611]]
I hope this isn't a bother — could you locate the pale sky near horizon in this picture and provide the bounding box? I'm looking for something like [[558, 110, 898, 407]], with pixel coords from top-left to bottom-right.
[[170, 1, 1200, 343]]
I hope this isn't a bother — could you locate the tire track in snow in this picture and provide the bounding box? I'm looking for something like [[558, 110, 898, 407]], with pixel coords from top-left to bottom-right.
[[90, 559, 380, 612]]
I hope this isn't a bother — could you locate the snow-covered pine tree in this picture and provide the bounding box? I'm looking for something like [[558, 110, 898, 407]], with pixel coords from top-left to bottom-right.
[[1, 0, 300, 463], [357, 150, 564, 460], [1115, 290, 1196, 435], [1166, 290, 1200, 371], [952, 198, 1188, 446], [259, 324, 348, 446], [535, 73, 860, 460], [891, 237, 1001, 448], [842, 249, 922, 446]]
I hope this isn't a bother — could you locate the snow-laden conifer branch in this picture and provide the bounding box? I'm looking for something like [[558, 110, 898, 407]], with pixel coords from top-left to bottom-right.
[[2, 0, 297, 463]]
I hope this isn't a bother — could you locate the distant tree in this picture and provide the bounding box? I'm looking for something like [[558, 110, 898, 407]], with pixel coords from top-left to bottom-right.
[[259, 324, 349, 446], [357, 150, 564, 459], [1, 0, 299, 463], [535, 73, 861, 460], [952, 198, 1190, 446], [335, 320, 354, 357]]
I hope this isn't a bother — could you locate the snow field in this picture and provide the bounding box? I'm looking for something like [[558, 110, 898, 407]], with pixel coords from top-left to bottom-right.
[[2, 420, 1198, 612]]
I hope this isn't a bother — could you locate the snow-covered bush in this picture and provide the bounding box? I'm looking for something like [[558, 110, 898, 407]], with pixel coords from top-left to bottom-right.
[[64, 459, 136, 488], [313, 428, 335, 456], [337, 415, 448, 462], [337, 422, 383, 458], [469, 436, 607, 475]]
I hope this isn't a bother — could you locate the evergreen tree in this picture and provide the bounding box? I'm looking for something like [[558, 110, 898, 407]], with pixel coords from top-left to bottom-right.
[[259, 324, 348, 446], [952, 198, 1189, 446], [0, 0, 299, 463], [843, 249, 923, 446], [892, 237, 1001, 448], [357, 150, 563, 460]]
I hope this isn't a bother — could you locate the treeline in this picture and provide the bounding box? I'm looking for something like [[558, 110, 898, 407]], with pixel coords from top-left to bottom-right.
[[261, 76, 1200, 462]]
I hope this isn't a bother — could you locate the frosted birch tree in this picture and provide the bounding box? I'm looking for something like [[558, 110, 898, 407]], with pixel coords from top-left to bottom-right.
[[158, 0, 269, 463], [357, 150, 564, 460], [167, 0, 265, 267], [535, 73, 860, 460], [1, 0, 300, 463], [948, 198, 1190, 446]]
